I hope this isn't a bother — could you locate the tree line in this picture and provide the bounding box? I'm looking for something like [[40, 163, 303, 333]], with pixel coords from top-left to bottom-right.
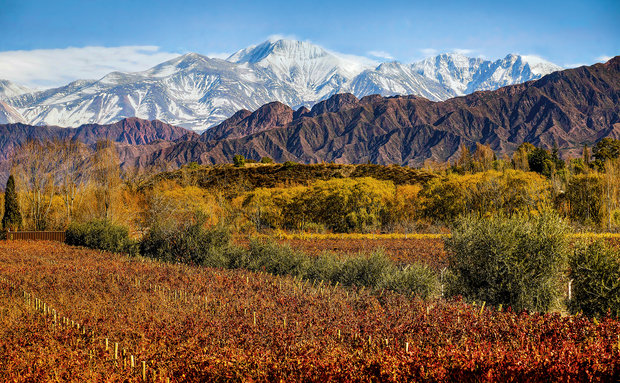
[[2, 138, 620, 234]]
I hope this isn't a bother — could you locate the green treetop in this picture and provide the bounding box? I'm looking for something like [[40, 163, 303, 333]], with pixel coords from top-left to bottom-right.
[[2, 175, 22, 231]]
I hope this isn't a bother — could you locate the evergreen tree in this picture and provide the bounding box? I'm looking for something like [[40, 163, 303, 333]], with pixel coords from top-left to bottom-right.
[[2, 175, 22, 231]]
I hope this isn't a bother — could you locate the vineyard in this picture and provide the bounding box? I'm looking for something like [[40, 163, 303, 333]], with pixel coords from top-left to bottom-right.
[[0, 241, 619, 382], [236, 233, 620, 271], [236, 236, 448, 270]]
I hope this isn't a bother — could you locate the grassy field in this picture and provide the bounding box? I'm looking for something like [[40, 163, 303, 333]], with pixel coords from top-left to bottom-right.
[[0, 241, 618, 382]]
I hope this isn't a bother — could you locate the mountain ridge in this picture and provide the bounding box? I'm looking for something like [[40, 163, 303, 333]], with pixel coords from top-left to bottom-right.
[[168, 56, 620, 166], [1, 39, 563, 130]]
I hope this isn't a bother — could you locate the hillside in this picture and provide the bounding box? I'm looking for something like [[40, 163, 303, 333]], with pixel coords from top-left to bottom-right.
[[142, 57, 620, 166], [146, 163, 436, 195], [0, 118, 194, 162]]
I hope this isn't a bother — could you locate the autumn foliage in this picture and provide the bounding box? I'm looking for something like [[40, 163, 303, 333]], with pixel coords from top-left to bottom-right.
[[0, 241, 619, 382]]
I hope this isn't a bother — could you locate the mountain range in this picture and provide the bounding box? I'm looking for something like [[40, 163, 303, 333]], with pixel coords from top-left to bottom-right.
[[0, 56, 617, 183], [0, 38, 563, 129]]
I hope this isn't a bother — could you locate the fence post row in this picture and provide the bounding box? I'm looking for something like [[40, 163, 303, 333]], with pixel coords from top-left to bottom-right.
[[3, 231, 66, 242]]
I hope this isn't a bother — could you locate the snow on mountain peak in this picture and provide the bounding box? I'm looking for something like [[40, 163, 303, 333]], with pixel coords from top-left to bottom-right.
[[226, 39, 377, 100], [412, 53, 562, 95], [228, 39, 376, 76], [519, 55, 564, 75], [142, 53, 230, 78], [411, 54, 484, 95], [228, 39, 328, 63], [1, 39, 565, 130], [0, 79, 33, 100]]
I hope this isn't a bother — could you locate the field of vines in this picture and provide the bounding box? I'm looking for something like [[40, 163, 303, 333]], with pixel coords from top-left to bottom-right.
[[0, 241, 619, 382], [237, 233, 620, 271], [270, 237, 447, 269]]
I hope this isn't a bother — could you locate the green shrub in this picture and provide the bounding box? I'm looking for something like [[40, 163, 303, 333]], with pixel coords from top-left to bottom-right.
[[282, 161, 297, 169], [303, 252, 343, 282], [381, 263, 440, 299], [233, 154, 246, 167], [234, 239, 438, 298], [569, 241, 620, 318], [445, 212, 569, 312], [337, 250, 394, 287], [242, 239, 309, 276], [140, 220, 232, 267], [66, 219, 137, 255]]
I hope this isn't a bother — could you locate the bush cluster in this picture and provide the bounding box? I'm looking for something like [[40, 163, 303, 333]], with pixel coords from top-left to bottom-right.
[[63, 213, 618, 316], [230, 239, 439, 299], [64, 214, 438, 299], [569, 241, 620, 318], [445, 212, 569, 312], [140, 221, 234, 268], [66, 219, 138, 255]]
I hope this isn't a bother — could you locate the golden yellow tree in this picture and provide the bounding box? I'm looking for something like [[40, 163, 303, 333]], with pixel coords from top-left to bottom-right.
[[92, 140, 121, 220], [472, 143, 495, 172], [12, 140, 58, 230], [57, 140, 91, 226]]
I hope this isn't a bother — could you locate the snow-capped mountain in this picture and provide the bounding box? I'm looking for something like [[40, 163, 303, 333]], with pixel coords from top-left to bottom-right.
[[411, 53, 563, 95], [410, 54, 485, 95], [0, 80, 33, 100], [7, 54, 296, 129], [1, 39, 564, 130], [227, 38, 377, 101], [349, 61, 456, 100]]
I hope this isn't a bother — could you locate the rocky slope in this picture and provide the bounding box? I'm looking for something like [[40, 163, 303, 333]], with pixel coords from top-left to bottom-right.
[[0, 118, 194, 163], [144, 56, 619, 167]]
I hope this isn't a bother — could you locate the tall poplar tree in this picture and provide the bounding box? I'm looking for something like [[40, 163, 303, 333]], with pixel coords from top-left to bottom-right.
[[2, 175, 22, 231]]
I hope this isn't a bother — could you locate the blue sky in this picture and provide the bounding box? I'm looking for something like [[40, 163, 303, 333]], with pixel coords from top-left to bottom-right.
[[0, 0, 618, 88]]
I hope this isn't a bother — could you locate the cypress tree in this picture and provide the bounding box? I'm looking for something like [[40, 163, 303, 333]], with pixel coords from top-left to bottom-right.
[[2, 175, 22, 231]]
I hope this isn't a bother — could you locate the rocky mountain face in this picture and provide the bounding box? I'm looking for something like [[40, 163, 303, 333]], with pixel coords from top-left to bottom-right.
[[1, 39, 562, 130], [0, 58, 615, 181], [0, 118, 194, 163], [138, 56, 620, 167]]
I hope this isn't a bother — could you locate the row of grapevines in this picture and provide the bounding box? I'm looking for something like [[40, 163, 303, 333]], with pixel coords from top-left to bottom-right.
[[0, 241, 618, 382]]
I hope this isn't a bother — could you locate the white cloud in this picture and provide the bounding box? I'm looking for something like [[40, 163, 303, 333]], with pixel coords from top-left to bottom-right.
[[452, 48, 474, 55], [420, 48, 438, 57], [596, 55, 612, 63], [266, 34, 300, 42], [367, 50, 394, 60], [0, 46, 180, 89], [519, 54, 549, 65], [206, 52, 232, 60]]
